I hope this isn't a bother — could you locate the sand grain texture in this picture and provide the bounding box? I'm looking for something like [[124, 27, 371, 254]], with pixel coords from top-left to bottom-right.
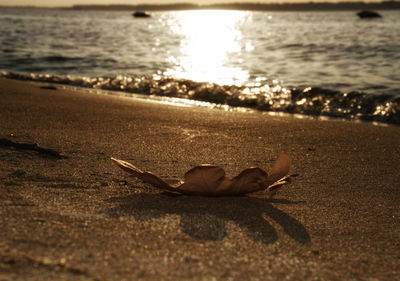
[[0, 79, 399, 280]]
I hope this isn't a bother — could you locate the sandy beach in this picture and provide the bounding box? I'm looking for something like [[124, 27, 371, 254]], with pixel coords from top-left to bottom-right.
[[0, 78, 399, 280]]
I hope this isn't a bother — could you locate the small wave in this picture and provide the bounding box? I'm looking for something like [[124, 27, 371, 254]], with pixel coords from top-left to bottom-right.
[[1, 72, 399, 125], [6, 55, 84, 66], [43, 55, 84, 62]]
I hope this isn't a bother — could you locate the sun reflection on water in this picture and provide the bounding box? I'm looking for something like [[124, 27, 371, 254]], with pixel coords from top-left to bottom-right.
[[163, 10, 252, 85]]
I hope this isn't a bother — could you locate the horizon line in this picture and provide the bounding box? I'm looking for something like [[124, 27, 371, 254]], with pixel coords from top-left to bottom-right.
[[1, 0, 400, 9]]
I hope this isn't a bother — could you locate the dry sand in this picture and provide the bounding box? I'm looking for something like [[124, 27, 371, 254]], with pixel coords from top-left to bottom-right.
[[0, 78, 399, 281]]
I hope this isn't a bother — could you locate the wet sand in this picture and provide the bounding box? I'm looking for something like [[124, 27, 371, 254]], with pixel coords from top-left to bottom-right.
[[0, 78, 399, 280]]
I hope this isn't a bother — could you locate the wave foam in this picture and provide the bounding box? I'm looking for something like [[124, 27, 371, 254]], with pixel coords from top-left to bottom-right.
[[2, 72, 399, 125]]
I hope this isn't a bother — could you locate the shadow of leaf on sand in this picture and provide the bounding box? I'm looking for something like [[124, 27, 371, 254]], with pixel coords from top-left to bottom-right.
[[106, 193, 310, 244]]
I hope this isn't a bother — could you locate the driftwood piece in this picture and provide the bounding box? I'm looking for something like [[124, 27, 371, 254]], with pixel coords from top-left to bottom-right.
[[111, 154, 293, 196], [0, 138, 66, 159]]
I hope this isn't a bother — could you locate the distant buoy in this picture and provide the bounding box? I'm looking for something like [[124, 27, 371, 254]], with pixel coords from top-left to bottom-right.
[[357, 10, 382, 19], [133, 11, 151, 18]]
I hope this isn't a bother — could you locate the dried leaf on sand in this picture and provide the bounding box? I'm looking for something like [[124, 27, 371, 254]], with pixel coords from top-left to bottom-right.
[[111, 154, 293, 196]]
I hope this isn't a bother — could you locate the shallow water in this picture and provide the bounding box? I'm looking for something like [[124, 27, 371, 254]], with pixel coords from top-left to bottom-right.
[[1, 8, 399, 124]]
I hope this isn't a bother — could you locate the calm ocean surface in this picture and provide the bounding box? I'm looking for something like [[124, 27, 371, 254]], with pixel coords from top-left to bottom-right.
[[1, 8, 399, 124]]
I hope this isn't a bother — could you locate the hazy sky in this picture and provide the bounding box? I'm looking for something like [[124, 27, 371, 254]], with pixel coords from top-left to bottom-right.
[[0, 0, 382, 7]]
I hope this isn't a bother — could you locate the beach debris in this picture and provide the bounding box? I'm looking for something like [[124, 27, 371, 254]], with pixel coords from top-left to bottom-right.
[[111, 154, 294, 196], [0, 138, 67, 159]]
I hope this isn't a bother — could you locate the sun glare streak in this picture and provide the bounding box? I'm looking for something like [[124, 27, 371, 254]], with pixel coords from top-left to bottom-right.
[[163, 10, 252, 85]]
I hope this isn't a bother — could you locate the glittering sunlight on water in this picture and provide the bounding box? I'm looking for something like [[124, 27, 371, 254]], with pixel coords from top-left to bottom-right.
[[163, 10, 252, 85]]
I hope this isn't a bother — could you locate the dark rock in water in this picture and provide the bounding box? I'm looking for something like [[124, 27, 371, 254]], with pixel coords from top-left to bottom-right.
[[132, 11, 151, 18], [40, 85, 57, 90], [357, 11, 382, 19]]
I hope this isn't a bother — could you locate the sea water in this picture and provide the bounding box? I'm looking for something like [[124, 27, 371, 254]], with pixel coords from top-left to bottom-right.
[[0, 7, 399, 124]]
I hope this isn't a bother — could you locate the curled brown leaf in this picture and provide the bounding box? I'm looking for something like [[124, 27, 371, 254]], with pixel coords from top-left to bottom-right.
[[111, 154, 293, 196]]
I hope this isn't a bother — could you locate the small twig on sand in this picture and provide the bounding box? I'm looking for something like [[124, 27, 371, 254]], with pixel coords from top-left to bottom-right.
[[0, 254, 101, 280], [0, 138, 67, 159]]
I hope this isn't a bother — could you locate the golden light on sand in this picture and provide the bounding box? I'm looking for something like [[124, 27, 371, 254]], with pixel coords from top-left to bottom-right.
[[163, 10, 251, 85]]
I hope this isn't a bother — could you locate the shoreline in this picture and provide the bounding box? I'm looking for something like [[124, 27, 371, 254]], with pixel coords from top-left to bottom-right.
[[2, 73, 399, 127], [33, 80, 400, 129], [1, 78, 399, 280]]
